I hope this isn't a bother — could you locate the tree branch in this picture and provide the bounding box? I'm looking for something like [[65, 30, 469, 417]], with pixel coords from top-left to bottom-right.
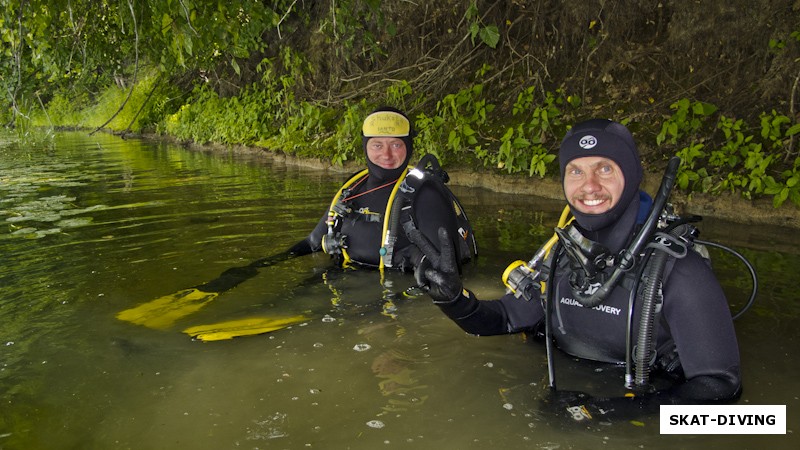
[[90, 0, 139, 135]]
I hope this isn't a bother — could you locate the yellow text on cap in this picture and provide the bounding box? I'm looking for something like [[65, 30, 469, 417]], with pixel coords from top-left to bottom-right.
[[362, 111, 410, 137]]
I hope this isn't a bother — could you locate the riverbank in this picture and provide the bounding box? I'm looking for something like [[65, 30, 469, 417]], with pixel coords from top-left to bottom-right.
[[163, 135, 800, 229]]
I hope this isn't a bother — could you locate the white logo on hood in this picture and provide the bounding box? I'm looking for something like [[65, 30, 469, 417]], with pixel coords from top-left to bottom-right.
[[579, 135, 597, 149]]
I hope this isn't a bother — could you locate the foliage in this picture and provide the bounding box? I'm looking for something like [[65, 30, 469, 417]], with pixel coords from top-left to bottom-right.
[[658, 100, 800, 207], [466, 1, 500, 49], [318, 0, 388, 64], [3, 1, 800, 210], [494, 88, 578, 177], [1, 0, 299, 130]]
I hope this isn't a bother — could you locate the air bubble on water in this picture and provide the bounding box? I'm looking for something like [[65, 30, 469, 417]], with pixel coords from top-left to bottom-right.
[[321, 315, 336, 323], [353, 343, 371, 352], [313, 342, 324, 348], [503, 403, 513, 410], [366, 420, 385, 429], [247, 413, 288, 440]]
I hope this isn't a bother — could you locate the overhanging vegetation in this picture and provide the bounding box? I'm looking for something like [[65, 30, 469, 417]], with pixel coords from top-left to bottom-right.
[[2, 1, 799, 206]]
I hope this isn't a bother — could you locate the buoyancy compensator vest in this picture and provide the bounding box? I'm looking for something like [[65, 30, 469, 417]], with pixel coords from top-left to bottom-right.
[[322, 154, 477, 271]]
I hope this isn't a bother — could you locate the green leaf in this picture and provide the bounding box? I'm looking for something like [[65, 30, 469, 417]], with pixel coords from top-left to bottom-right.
[[465, 3, 479, 20], [698, 101, 718, 116], [677, 172, 689, 190], [513, 137, 530, 148], [184, 34, 193, 56], [161, 14, 173, 35], [479, 25, 500, 49], [469, 22, 480, 44], [790, 189, 800, 206], [773, 187, 789, 208]]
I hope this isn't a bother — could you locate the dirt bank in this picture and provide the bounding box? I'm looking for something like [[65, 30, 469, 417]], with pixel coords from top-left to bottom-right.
[[190, 139, 800, 230]]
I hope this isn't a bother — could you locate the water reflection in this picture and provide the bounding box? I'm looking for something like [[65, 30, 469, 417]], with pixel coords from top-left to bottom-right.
[[0, 131, 797, 449]]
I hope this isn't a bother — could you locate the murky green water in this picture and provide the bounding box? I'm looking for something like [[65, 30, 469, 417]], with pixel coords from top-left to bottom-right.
[[0, 131, 797, 449]]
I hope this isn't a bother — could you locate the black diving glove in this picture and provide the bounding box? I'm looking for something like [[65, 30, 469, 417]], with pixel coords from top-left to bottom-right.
[[286, 238, 314, 256], [407, 227, 463, 303]]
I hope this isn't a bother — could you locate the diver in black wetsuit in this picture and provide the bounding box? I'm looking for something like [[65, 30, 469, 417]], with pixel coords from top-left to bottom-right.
[[410, 119, 741, 404], [288, 106, 475, 272]]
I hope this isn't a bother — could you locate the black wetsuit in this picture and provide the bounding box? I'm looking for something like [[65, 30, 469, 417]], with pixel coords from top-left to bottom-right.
[[290, 171, 465, 270], [434, 191, 742, 402]]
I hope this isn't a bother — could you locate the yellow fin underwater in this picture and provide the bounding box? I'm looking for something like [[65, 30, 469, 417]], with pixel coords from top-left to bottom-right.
[[183, 316, 309, 341], [116, 250, 297, 329], [116, 288, 219, 329]]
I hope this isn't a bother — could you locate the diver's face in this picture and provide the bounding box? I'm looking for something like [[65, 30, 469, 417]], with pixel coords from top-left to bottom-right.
[[366, 137, 407, 169], [563, 156, 625, 215]]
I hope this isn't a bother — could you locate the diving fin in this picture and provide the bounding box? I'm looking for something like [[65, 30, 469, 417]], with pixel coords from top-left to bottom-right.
[[116, 250, 298, 330], [116, 288, 219, 329], [183, 316, 309, 341]]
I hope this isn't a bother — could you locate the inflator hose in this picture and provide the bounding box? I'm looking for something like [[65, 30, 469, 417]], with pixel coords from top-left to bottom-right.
[[545, 242, 563, 390], [573, 156, 681, 308], [624, 250, 651, 388], [634, 247, 669, 388]]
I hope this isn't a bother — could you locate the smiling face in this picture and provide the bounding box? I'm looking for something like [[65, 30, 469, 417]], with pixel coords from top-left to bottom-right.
[[563, 156, 625, 215], [365, 137, 408, 170]]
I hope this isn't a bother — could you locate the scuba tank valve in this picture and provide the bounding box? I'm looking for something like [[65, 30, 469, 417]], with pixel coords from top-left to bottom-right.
[[323, 194, 352, 256], [502, 237, 553, 301], [321, 230, 347, 256], [502, 206, 573, 300]]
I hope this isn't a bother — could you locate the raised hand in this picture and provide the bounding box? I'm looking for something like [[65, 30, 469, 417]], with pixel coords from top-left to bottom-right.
[[407, 227, 463, 303]]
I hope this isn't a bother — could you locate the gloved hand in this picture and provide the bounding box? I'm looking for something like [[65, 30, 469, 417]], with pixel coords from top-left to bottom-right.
[[407, 227, 463, 303]]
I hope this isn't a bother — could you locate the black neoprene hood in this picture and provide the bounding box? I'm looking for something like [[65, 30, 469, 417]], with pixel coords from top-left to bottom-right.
[[559, 119, 644, 231]]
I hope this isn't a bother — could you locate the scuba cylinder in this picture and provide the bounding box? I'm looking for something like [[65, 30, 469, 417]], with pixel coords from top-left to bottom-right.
[[383, 153, 477, 271]]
